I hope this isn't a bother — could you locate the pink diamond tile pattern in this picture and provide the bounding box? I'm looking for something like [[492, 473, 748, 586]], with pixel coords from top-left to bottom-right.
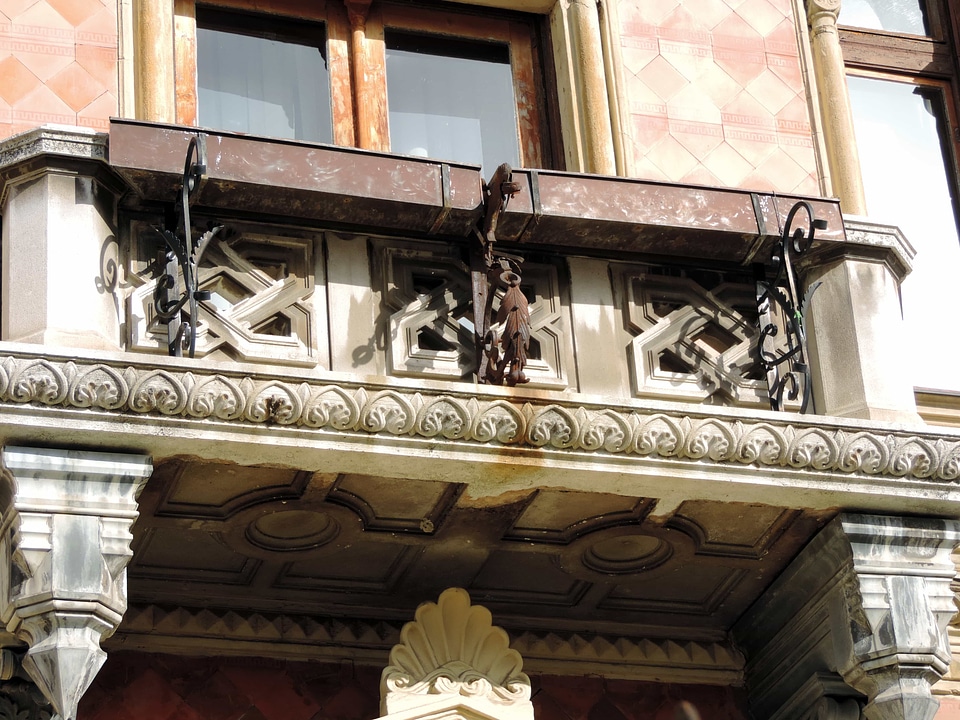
[[619, 0, 820, 194], [0, 0, 117, 140]]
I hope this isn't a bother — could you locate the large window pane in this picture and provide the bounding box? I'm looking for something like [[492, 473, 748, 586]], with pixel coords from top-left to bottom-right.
[[197, 11, 332, 143], [848, 75, 960, 390], [385, 31, 519, 176], [839, 0, 928, 35]]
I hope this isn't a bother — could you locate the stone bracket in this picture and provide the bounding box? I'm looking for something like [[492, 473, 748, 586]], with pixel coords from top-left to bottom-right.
[[736, 513, 960, 720], [0, 447, 152, 720]]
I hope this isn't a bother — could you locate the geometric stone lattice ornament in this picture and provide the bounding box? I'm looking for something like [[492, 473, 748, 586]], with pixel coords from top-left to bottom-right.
[[377, 240, 572, 389], [616, 266, 783, 407], [0, 447, 153, 720], [380, 588, 533, 720], [126, 222, 321, 367]]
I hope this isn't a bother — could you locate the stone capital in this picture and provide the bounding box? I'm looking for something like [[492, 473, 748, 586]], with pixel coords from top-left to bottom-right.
[[0, 447, 152, 720], [802, 217, 915, 283], [0, 126, 117, 207], [806, 0, 841, 25]]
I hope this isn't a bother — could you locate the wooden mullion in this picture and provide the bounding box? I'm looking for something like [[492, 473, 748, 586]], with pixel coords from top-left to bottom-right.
[[509, 19, 542, 168], [174, 0, 198, 125], [327, 1, 355, 147], [356, 2, 389, 151]]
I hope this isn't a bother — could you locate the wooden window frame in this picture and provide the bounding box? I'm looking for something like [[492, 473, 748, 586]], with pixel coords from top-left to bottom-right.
[[838, 0, 960, 225], [175, 0, 549, 170]]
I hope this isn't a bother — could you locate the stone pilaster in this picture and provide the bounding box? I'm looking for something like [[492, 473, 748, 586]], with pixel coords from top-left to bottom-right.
[[0, 126, 127, 352], [0, 447, 153, 720], [805, 0, 866, 215], [735, 513, 960, 720], [134, 0, 176, 122], [802, 217, 920, 422], [549, 0, 616, 175]]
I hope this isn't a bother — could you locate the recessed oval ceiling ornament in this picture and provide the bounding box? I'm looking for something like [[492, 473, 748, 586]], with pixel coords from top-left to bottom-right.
[[246, 510, 339, 551], [582, 533, 672, 575], [380, 587, 533, 719]]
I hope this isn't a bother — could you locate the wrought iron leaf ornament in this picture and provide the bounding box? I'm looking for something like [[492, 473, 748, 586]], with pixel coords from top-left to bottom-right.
[[152, 136, 224, 358], [755, 200, 827, 413]]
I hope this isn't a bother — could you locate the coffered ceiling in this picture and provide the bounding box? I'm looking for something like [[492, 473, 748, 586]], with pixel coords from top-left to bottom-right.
[[125, 458, 830, 648]]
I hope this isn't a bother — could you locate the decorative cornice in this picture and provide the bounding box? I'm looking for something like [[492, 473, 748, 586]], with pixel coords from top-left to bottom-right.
[[0, 350, 959, 484], [0, 125, 108, 169], [113, 603, 744, 684], [801, 216, 916, 282], [0, 126, 116, 206]]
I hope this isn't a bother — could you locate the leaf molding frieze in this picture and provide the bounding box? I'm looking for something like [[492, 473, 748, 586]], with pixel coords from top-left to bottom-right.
[[0, 348, 958, 484]]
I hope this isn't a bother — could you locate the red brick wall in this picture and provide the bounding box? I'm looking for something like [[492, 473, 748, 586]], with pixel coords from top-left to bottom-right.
[[80, 653, 749, 720]]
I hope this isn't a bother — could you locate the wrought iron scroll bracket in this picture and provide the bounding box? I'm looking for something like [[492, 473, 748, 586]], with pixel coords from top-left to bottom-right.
[[754, 199, 828, 413], [152, 135, 223, 358], [471, 163, 528, 386]]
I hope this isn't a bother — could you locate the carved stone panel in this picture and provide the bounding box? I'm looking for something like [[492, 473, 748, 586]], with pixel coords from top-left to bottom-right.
[[613, 264, 782, 406], [125, 219, 325, 367], [375, 239, 574, 389]]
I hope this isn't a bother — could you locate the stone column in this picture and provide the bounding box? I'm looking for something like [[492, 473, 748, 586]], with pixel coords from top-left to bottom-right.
[[806, 0, 866, 215], [0, 447, 153, 720], [550, 0, 616, 175], [801, 218, 920, 422], [134, 0, 176, 122], [735, 513, 960, 720], [0, 127, 126, 352]]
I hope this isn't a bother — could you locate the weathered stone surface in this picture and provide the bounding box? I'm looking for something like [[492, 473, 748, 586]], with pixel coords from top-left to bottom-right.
[[0, 447, 152, 720], [736, 513, 960, 720]]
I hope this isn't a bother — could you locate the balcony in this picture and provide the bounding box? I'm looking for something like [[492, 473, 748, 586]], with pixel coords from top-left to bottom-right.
[[0, 121, 957, 719]]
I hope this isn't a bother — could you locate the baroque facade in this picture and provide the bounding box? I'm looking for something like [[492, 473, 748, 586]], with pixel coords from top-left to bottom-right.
[[2, 0, 960, 719]]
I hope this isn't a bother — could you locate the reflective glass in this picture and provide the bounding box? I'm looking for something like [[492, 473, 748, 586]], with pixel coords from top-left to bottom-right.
[[385, 31, 519, 176], [197, 17, 331, 143], [848, 75, 960, 390], [839, 0, 928, 35]]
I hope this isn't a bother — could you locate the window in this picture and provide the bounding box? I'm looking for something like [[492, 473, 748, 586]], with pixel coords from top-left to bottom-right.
[[839, 0, 960, 391], [183, 1, 548, 175], [196, 9, 332, 143]]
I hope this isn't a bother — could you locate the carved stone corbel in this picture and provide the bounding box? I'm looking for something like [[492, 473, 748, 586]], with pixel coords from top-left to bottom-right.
[[380, 588, 533, 720], [736, 514, 960, 720], [0, 447, 153, 720], [835, 516, 960, 720]]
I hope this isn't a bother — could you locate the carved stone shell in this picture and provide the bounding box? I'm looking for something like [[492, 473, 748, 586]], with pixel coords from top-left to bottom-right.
[[381, 588, 531, 715]]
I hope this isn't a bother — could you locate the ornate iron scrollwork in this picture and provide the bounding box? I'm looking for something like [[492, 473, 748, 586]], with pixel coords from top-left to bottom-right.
[[152, 136, 223, 358], [471, 163, 530, 386], [755, 200, 827, 413]]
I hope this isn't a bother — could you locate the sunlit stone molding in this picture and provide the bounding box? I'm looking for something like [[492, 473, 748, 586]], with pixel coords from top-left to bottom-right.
[[0, 447, 153, 720], [380, 588, 533, 720], [1, 351, 959, 486], [737, 514, 960, 720]]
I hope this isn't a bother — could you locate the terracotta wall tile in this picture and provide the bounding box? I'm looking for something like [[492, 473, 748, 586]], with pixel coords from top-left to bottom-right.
[[936, 697, 960, 719], [619, 0, 821, 193], [0, 0, 117, 140], [47, 61, 102, 110]]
